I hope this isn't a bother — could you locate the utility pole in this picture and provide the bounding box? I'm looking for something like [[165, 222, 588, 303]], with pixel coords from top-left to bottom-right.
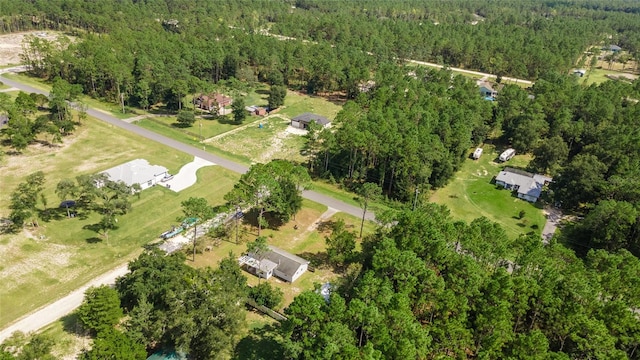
[[235, 205, 240, 244], [413, 186, 420, 211]]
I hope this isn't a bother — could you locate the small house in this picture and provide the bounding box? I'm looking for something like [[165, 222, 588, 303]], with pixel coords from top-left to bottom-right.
[[603, 44, 622, 52], [290, 113, 331, 129], [477, 79, 499, 99], [195, 93, 233, 114], [472, 148, 483, 160], [239, 246, 310, 283], [499, 148, 516, 162], [495, 167, 552, 202], [100, 159, 168, 191]]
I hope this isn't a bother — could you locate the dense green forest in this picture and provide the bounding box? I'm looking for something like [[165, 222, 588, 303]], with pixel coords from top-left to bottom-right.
[[2, 0, 640, 359]]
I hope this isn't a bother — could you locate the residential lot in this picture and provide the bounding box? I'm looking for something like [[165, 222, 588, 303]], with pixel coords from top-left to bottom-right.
[[0, 116, 240, 327], [430, 144, 546, 240]]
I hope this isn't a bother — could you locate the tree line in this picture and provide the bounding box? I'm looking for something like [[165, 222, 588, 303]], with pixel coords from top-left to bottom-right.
[[282, 205, 640, 359]]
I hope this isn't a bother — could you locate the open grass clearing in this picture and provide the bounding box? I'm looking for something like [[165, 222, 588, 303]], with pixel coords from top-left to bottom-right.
[[430, 144, 546, 240], [142, 114, 250, 140], [277, 89, 342, 119], [206, 115, 307, 164], [0, 81, 10, 90], [0, 114, 240, 327]]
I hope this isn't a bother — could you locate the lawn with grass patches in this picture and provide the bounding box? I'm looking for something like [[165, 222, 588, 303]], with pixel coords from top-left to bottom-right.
[[208, 115, 307, 163], [141, 115, 246, 140], [0, 81, 10, 90], [277, 90, 342, 119], [430, 145, 545, 239], [0, 115, 240, 327]]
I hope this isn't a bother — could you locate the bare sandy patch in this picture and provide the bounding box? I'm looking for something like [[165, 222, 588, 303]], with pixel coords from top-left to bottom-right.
[[0, 31, 64, 67]]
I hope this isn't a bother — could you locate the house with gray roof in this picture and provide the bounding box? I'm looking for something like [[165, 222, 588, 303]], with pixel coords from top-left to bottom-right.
[[240, 245, 310, 282], [495, 167, 552, 202], [290, 113, 331, 129], [101, 159, 168, 191]]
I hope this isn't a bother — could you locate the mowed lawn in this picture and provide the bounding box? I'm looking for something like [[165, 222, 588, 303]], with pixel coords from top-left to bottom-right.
[[430, 145, 546, 239], [0, 115, 240, 327]]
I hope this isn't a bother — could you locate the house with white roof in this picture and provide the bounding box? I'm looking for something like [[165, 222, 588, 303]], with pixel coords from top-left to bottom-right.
[[495, 167, 552, 202], [101, 159, 168, 191], [239, 245, 310, 283]]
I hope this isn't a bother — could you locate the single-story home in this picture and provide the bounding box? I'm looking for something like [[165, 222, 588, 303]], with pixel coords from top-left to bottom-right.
[[495, 167, 552, 202], [239, 246, 310, 283], [477, 79, 499, 99], [602, 44, 622, 52], [290, 113, 331, 129], [194, 93, 233, 114], [101, 159, 168, 191]]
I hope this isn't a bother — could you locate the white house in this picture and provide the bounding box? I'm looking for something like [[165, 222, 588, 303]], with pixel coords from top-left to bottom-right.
[[495, 167, 552, 202], [240, 246, 310, 283], [101, 159, 168, 191]]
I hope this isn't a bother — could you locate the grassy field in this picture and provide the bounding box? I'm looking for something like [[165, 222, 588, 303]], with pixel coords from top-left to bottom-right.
[[430, 145, 546, 239], [580, 68, 638, 85], [278, 89, 343, 119], [206, 115, 307, 164], [142, 115, 248, 140], [0, 82, 10, 90], [0, 114, 241, 327]]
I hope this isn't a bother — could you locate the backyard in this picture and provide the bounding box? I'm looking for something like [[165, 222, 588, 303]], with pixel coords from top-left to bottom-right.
[[430, 144, 546, 240]]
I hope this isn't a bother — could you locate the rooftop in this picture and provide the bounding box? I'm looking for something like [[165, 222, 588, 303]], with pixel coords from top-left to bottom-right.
[[495, 167, 552, 199], [101, 159, 167, 187], [292, 112, 331, 126]]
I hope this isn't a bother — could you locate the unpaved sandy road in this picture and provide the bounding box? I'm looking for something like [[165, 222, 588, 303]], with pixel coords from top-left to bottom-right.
[[0, 264, 129, 342]]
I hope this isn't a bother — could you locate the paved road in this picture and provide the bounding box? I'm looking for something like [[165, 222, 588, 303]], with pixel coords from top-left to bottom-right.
[[0, 74, 375, 221], [0, 73, 373, 339]]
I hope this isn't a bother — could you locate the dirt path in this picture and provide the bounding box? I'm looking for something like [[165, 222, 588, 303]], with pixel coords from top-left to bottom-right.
[[291, 207, 339, 243], [203, 114, 289, 143], [542, 206, 564, 245], [0, 263, 130, 342]]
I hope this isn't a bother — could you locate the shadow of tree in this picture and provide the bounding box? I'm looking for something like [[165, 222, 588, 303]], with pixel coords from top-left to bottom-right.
[[297, 251, 330, 270], [61, 313, 87, 336], [232, 322, 284, 360]]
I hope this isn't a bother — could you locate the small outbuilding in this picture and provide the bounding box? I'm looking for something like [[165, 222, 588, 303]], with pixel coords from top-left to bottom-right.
[[472, 147, 483, 160], [290, 113, 331, 129], [101, 159, 168, 191], [499, 148, 516, 162]]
